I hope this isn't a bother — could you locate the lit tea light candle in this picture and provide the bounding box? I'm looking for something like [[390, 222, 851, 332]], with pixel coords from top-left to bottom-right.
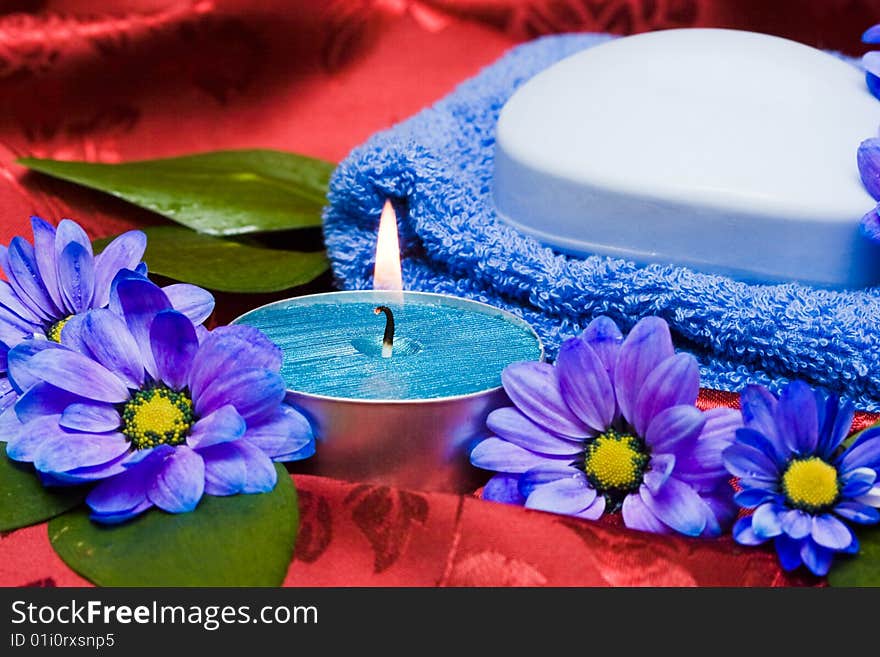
[[233, 201, 543, 492]]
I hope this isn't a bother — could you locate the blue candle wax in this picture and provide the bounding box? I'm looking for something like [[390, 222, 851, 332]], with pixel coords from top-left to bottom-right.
[[232, 291, 542, 400]]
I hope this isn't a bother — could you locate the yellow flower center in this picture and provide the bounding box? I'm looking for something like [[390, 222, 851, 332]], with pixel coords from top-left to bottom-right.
[[782, 457, 839, 512], [583, 430, 649, 494], [46, 315, 73, 342], [121, 386, 194, 450]]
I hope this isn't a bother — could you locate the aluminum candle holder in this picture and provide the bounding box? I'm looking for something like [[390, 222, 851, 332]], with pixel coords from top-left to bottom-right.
[[232, 290, 544, 493]]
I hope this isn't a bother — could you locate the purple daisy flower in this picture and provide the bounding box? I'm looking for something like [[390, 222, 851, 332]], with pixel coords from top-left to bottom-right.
[[0, 217, 214, 400], [2, 274, 314, 524], [470, 316, 741, 537], [723, 382, 880, 577]]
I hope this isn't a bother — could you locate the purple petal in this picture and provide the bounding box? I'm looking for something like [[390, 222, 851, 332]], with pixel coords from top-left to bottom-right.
[[0, 303, 40, 342], [621, 492, 668, 534], [6, 340, 64, 393], [811, 514, 854, 550], [556, 337, 615, 432], [525, 476, 597, 515], [114, 276, 173, 378], [60, 403, 121, 433], [775, 534, 805, 571], [163, 284, 215, 326], [732, 516, 766, 546], [86, 446, 172, 514], [194, 368, 285, 423], [150, 310, 198, 391], [0, 308, 38, 347], [189, 326, 282, 400], [579, 315, 623, 377], [722, 442, 779, 482], [486, 407, 581, 456], [470, 437, 567, 474], [34, 431, 130, 473], [243, 404, 314, 459], [869, 70, 880, 101], [643, 453, 676, 494], [780, 509, 812, 540], [858, 137, 880, 201], [12, 347, 129, 403], [816, 393, 854, 458], [734, 427, 785, 468], [697, 406, 742, 443], [5, 414, 61, 462], [800, 540, 833, 576], [700, 495, 724, 538], [107, 269, 145, 316], [834, 500, 880, 524], [273, 438, 315, 463], [199, 442, 246, 496], [0, 381, 16, 416], [147, 445, 205, 513], [14, 382, 84, 424], [92, 231, 146, 308], [55, 219, 93, 260], [236, 441, 278, 493], [187, 404, 246, 449], [1, 401, 23, 443], [862, 206, 880, 242], [644, 405, 705, 453], [90, 499, 154, 524], [571, 495, 606, 520], [45, 449, 132, 484], [501, 361, 589, 438], [58, 313, 90, 356], [857, 484, 880, 507], [863, 24, 880, 43], [775, 380, 820, 455], [0, 279, 43, 325], [613, 317, 674, 426], [482, 473, 526, 505], [734, 487, 778, 508], [3, 237, 57, 320], [751, 502, 784, 539], [30, 217, 65, 313], [639, 476, 707, 536], [739, 385, 786, 459], [81, 309, 144, 389], [838, 430, 880, 472], [674, 409, 742, 488], [57, 242, 95, 313], [841, 466, 877, 498], [519, 464, 584, 497], [632, 353, 700, 437]]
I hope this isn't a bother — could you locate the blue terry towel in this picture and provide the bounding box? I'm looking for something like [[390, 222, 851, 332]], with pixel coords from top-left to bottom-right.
[[323, 33, 880, 411]]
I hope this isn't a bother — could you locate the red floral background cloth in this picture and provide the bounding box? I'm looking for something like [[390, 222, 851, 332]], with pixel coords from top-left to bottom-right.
[[1, 0, 879, 587]]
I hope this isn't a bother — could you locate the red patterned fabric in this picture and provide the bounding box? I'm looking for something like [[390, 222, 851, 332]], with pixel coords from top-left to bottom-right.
[[2, 0, 879, 587]]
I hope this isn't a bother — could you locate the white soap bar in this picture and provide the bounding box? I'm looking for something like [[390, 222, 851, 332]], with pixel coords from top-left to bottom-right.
[[494, 29, 880, 287]]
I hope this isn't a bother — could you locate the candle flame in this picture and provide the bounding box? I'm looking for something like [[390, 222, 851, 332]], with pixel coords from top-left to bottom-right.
[[373, 200, 404, 302]]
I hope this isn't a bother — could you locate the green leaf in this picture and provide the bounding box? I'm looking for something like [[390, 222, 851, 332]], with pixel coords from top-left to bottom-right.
[[828, 526, 880, 587], [95, 225, 328, 293], [18, 149, 334, 236], [0, 452, 85, 531], [49, 465, 298, 586]]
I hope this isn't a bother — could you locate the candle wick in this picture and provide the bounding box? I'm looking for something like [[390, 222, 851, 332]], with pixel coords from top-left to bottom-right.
[[374, 305, 395, 358]]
